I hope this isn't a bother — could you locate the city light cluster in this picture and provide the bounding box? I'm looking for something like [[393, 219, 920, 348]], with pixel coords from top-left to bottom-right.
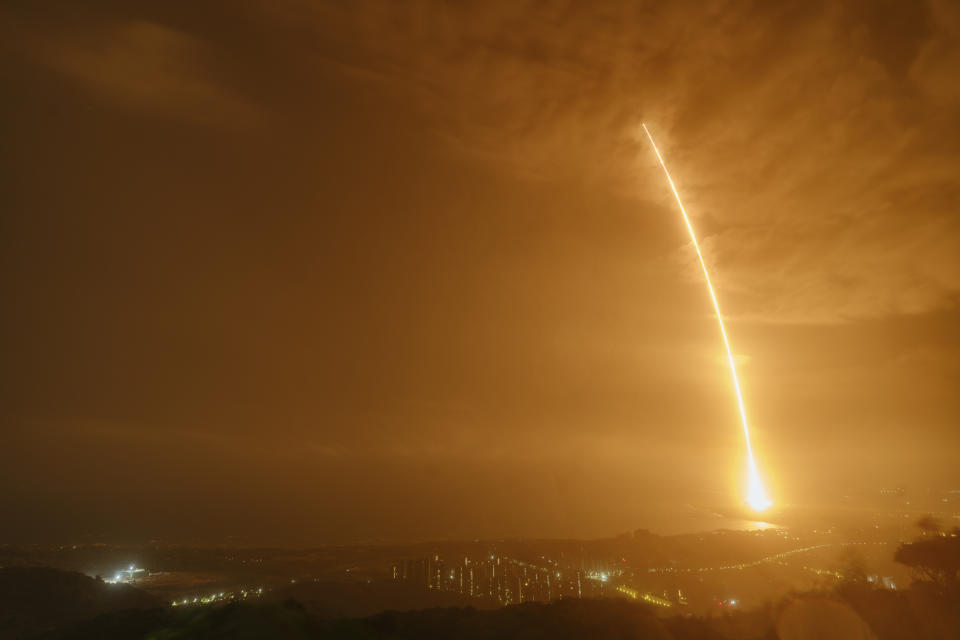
[[104, 565, 145, 584], [171, 586, 263, 608]]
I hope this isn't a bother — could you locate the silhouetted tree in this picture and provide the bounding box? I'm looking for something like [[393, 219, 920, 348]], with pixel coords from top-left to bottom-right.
[[894, 531, 960, 593]]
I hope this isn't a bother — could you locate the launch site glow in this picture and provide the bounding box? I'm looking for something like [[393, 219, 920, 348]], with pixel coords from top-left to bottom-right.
[[642, 123, 772, 513]]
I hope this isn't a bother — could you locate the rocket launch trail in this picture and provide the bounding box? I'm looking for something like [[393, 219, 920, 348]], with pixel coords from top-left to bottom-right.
[[641, 123, 772, 512]]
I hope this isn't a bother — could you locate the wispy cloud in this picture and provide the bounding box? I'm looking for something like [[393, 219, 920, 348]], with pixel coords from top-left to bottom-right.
[[260, 0, 960, 323], [11, 18, 259, 127]]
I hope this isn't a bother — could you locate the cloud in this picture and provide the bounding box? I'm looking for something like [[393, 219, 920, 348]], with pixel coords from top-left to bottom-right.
[[259, 0, 960, 323], [6, 0, 953, 324], [13, 18, 259, 127], [2, 0, 956, 542]]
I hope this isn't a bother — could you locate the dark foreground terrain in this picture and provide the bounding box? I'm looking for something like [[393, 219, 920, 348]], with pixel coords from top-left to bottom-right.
[[3, 528, 958, 640], [1, 568, 957, 640], [24, 591, 960, 640]]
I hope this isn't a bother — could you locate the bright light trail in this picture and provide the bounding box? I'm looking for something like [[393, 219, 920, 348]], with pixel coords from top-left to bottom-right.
[[641, 123, 771, 512]]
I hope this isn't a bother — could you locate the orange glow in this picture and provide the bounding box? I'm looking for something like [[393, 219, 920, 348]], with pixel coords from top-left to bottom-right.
[[642, 123, 772, 512]]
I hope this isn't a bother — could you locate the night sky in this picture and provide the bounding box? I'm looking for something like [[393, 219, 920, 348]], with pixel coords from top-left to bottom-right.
[[2, 0, 958, 545]]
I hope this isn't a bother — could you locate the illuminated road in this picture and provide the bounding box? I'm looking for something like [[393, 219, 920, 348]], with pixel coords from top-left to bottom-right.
[[615, 585, 673, 608]]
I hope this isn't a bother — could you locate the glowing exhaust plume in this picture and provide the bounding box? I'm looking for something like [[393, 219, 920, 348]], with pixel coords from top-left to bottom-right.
[[641, 123, 772, 512]]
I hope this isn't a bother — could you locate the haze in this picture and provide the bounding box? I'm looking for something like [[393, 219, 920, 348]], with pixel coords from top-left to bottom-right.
[[2, 0, 958, 547]]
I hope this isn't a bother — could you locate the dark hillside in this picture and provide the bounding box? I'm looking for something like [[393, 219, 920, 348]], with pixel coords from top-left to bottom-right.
[[0, 567, 162, 639]]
